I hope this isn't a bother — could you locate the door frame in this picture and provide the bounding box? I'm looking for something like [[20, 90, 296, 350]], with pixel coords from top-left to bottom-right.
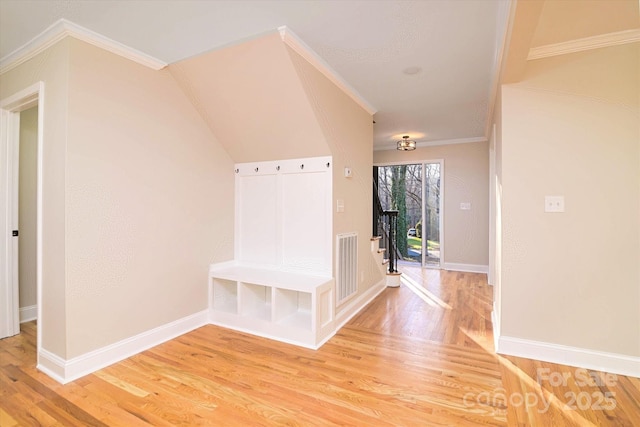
[[1, 82, 44, 348], [374, 159, 445, 268], [420, 160, 444, 268]]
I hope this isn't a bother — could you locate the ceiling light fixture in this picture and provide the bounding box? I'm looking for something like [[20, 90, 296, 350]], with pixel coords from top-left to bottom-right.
[[397, 135, 416, 151]]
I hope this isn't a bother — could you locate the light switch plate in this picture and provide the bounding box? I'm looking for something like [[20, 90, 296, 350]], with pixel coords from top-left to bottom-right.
[[460, 202, 471, 210], [545, 196, 565, 213]]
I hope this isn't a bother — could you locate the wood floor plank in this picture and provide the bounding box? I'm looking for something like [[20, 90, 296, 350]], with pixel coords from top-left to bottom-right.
[[1, 265, 638, 425]]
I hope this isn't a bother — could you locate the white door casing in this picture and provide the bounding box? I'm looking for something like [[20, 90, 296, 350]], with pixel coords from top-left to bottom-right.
[[0, 82, 43, 342]]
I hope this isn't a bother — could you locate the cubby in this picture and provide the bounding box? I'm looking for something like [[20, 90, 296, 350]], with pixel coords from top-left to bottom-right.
[[208, 264, 335, 349], [211, 278, 237, 314], [274, 288, 312, 330], [240, 282, 271, 321]]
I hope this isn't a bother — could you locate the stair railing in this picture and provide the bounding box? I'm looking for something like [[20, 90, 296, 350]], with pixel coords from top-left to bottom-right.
[[373, 179, 399, 273]]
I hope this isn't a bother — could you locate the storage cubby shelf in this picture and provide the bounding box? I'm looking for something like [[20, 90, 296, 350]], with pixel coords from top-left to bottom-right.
[[211, 265, 331, 292], [209, 263, 335, 349]]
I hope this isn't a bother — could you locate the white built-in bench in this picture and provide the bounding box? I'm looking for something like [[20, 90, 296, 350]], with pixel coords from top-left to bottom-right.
[[209, 263, 335, 349], [209, 156, 335, 348]]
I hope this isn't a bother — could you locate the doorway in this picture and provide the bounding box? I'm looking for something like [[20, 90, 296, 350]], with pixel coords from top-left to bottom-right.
[[1, 82, 43, 344], [375, 161, 443, 268]]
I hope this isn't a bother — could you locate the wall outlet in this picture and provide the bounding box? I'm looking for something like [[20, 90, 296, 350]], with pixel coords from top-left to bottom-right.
[[336, 199, 345, 212], [545, 196, 565, 213]]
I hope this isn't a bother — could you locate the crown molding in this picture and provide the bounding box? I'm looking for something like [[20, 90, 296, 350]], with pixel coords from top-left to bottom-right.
[[278, 26, 377, 115], [1, 19, 167, 75], [373, 136, 487, 151], [527, 29, 640, 61]]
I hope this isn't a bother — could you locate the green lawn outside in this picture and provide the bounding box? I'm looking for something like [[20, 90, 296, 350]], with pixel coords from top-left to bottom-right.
[[407, 236, 439, 251]]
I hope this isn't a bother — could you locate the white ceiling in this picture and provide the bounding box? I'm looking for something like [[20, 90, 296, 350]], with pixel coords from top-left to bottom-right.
[[0, 0, 509, 150]]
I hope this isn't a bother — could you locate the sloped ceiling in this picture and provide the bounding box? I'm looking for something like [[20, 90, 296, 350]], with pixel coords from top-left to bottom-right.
[[503, 0, 639, 84], [171, 32, 330, 163], [2, 1, 637, 150], [531, 0, 640, 47], [0, 0, 508, 150]]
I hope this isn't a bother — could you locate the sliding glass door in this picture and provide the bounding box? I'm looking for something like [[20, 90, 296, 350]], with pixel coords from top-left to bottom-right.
[[422, 162, 441, 267], [376, 162, 442, 268]]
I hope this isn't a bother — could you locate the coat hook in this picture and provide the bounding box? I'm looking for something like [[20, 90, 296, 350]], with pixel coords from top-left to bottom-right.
[[255, 167, 259, 172], [326, 162, 330, 168], [235, 168, 239, 173], [300, 164, 304, 170], [276, 166, 280, 171]]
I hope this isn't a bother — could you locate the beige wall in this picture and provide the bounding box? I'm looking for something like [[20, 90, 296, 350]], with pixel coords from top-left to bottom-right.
[[374, 142, 490, 268], [174, 31, 380, 310], [170, 32, 330, 163], [286, 46, 382, 305], [64, 39, 235, 358], [2, 31, 374, 362], [18, 106, 38, 309], [1, 40, 70, 356], [500, 43, 639, 357]]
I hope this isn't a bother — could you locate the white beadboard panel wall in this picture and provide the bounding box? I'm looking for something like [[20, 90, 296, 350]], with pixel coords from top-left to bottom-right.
[[237, 174, 279, 266], [281, 171, 330, 272], [234, 156, 332, 275]]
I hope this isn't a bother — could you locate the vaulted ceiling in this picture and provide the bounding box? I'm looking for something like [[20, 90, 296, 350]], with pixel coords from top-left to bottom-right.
[[1, 1, 638, 150]]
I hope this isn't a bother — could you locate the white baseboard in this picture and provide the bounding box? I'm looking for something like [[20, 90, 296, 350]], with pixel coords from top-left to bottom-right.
[[334, 279, 386, 331], [38, 310, 209, 384], [442, 263, 488, 274], [491, 301, 499, 352], [497, 335, 640, 378], [37, 348, 67, 384], [19, 305, 37, 323]]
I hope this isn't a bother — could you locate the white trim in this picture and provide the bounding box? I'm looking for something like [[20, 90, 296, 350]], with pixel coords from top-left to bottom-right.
[[432, 160, 444, 269], [491, 301, 499, 352], [37, 348, 67, 384], [19, 305, 37, 323], [0, 19, 167, 74], [442, 263, 488, 274], [278, 26, 376, 115], [374, 136, 486, 151], [35, 86, 44, 357], [1, 83, 44, 348], [527, 29, 640, 61], [488, 123, 496, 286], [37, 310, 209, 384], [497, 336, 640, 379], [374, 158, 445, 167], [334, 279, 386, 331]]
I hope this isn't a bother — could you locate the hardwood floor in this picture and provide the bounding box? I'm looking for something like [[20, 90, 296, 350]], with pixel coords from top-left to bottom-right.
[[1, 265, 638, 426]]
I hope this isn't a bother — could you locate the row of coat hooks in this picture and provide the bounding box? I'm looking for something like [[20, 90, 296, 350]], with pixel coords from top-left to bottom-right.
[[234, 162, 331, 173]]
